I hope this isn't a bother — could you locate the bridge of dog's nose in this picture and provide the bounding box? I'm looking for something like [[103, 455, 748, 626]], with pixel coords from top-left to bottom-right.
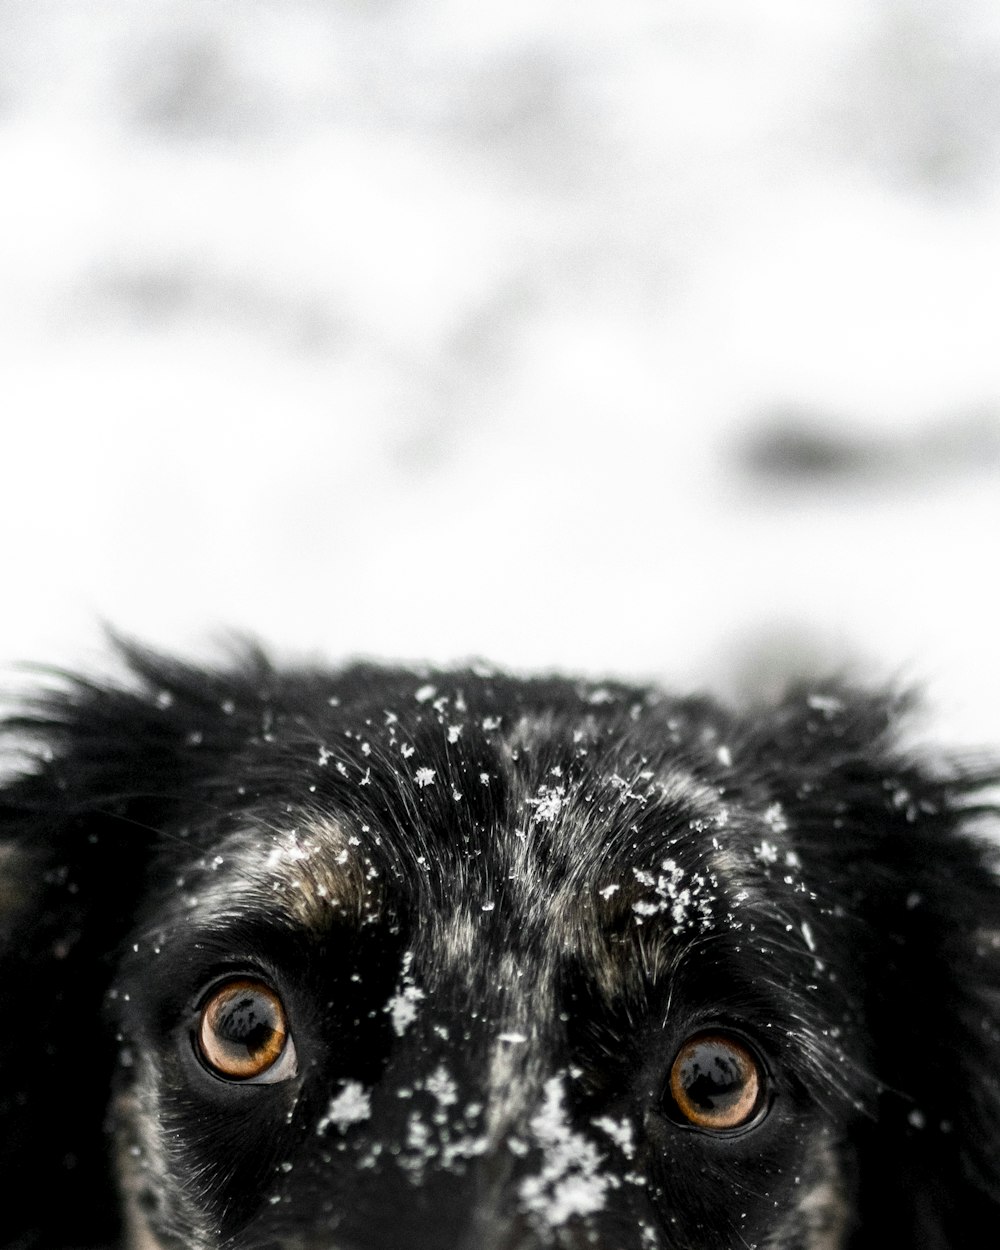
[[277, 988, 650, 1250]]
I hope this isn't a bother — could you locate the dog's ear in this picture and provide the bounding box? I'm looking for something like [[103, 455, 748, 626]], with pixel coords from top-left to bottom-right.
[[747, 688, 1000, 1249], [0, 647, 271, 1250]]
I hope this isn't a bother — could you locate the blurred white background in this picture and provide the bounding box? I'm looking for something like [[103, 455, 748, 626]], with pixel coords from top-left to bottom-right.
[[2, 0, 999, 744]]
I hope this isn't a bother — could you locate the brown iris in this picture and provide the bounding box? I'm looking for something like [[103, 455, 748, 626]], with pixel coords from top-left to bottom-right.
[[197, 979, 289, 1080], [668, 1033, 763, 1131]]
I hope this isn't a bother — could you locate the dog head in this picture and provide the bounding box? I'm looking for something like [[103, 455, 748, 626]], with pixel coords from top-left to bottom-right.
[[2, 645, 999, 1249]]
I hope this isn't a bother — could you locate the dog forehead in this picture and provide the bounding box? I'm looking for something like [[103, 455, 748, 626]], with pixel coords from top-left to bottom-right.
[[175, 759, 769, 983], [163, 817, 375, 932], [155, 682, 797, 980]]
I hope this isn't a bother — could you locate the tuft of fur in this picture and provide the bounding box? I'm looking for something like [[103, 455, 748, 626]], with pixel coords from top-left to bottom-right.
[[1, 643, 999, 1250]]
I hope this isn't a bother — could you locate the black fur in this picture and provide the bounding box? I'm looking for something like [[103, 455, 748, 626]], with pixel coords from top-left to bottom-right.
[[1, 644, 999, 1250]]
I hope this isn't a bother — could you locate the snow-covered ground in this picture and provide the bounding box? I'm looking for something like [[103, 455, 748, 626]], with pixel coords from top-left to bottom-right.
[[3, 0, 999, 748]]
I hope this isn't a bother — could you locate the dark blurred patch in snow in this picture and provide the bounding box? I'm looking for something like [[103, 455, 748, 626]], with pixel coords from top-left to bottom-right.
[[124, 30, 272, 140], [84, 260, 346, 351], [734, 409, 1000, 492]]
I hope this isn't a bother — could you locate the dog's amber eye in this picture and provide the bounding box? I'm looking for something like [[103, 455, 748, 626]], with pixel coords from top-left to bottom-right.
[[197, 979, 293, 1082], [668, 1033, 763, 1131]]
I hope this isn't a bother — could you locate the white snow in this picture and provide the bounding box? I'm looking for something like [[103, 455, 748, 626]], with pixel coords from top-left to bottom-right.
[[630, 860, 713, 932], [527, 785, 566, 826], [424, 1064, 459, 1111], [0, 1, 998, 757], [317, 1081, 372, 1135], [591, 1115, 636, 1160], [386, 953, 425, 1037], [519, 1076, 612, 1228]]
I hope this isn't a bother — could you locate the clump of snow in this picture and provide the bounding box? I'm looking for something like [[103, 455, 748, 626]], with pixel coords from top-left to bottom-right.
[[317, 1081, 371, 1135], [387, 984, 424, 1036], [764, 803, 789, 834], [527, 783, 566, 825], [415, 766, 436, 788], [425, 1064, 458, 1113], [630, 860, 713, 932], [395, 1063, 490, 1181], [386, 952, 425, 1036], [608, 773, 651, 807], [518, 1076, 611, 1229], [591, 1115, 635, 1160], [807, 695, 845, 717], [640, 1221, 661, 1248]]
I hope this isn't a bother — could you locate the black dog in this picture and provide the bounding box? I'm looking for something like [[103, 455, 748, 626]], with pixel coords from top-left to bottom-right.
[[2, 644, 999, 1249]]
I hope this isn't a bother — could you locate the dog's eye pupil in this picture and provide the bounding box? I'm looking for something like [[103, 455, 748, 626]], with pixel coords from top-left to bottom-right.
[[668, 1033, 763, 1131], [197, 979, 289, 1080]]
